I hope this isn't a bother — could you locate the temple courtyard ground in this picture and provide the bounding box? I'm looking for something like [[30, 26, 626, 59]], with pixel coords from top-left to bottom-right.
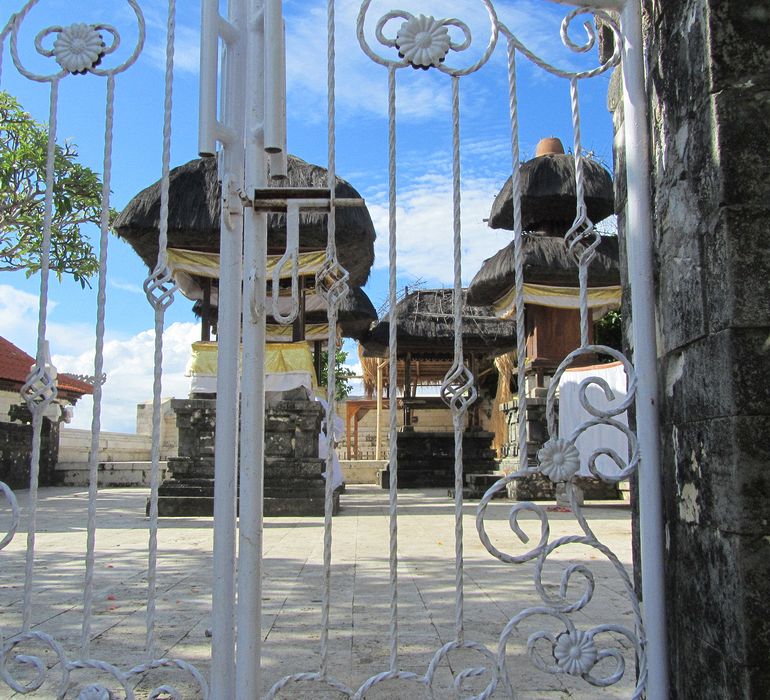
[[1, 485, 638, 698]]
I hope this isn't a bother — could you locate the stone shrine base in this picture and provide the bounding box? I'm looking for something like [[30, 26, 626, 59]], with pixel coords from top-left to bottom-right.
[[378, 428, 498, 489], [155, 392, 339, 517]]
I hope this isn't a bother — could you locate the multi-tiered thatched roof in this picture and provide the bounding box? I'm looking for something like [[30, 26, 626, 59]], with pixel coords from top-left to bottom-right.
[[114, 155, 375, 287]]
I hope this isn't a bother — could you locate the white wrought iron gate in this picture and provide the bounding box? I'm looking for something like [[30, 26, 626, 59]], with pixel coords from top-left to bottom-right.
[[0, 0, 667, 697]]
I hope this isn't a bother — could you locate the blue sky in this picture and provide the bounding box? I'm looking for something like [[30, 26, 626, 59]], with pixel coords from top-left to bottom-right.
[[1, 0, 616, 431]]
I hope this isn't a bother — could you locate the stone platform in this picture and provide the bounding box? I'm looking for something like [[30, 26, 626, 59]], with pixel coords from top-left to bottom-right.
[[378, 429, 497, 489]]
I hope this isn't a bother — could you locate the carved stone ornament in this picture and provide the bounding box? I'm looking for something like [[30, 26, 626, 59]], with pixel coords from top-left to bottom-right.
[[553, 629, 598, 675], [537, 437, 581, 482], [395, 14, 451, 69], [53, 23, 105, 74]]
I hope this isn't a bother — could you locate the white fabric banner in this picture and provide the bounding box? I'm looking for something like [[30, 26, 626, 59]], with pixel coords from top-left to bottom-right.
[[557, 361, 629, 478]]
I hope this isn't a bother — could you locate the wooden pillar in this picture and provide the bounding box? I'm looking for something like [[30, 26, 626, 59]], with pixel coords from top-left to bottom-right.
[[375, 360, 383, 460], [314, 340, 323, 385], [201, 278, 212, 342], [403, 352, 412, 427], [292, 278, 306, 342]]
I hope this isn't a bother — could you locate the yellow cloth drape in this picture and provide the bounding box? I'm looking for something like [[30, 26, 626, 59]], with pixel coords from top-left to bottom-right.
[[167, 248, 328, 280], [187, 341, 317, 387], [493, 283, 621, 319], [265, 323, 330, 342]]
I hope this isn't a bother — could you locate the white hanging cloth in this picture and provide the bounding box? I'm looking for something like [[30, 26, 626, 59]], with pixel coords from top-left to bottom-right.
[[557, 361, 629, 478]]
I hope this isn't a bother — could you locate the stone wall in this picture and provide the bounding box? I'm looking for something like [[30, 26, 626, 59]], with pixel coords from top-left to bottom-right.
[[136, 398, 180, 458], [614, 2, 770, 696]]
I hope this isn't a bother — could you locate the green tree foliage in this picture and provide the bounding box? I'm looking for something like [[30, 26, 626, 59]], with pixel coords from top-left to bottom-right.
[[320, 348, 355, 402], [595, 310, 622, 354], [0, 91, 102, 286]]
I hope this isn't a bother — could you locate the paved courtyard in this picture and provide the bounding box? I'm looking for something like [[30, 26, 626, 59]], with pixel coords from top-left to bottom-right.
[[1, 485, 639, 698]]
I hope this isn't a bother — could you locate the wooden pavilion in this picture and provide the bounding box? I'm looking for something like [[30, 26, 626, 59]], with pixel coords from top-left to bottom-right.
[[358, 288, 517, 489]]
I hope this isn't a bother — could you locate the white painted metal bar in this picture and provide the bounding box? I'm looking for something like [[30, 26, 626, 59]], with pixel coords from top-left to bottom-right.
[[81, 70, 117, 657], [268, 17, 288, 178], [621, 1, 670, 697], [198, 0, 219, 156], [450, 74, 465, 643], [320, 0, 339, 677], [21, 79, 60, 633], [236, 0, 267, 694], [143, 0, 178, 659], [210, 0, 245, 695], [263, 0, 285, 155], [199, 0, 238, 155], [504, 40, 528, 474], [386, 63, 400, 674], [271, 200, 300, 322]]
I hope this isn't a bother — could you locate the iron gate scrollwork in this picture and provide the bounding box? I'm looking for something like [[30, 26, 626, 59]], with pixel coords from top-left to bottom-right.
[[0, 0, 667, 697]]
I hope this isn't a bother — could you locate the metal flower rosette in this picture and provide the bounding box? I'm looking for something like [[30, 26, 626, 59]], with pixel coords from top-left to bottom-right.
[[0, 0, 654, 697], [0, 2, 208, 697]]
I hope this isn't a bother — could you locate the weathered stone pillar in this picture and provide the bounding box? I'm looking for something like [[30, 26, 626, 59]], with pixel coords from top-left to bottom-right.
[[612, 2, 770, 696]]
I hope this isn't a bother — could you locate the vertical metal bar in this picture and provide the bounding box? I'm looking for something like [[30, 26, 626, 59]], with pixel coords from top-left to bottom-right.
[[450, 75, 465, 643], [504, 40, 528, 474], [386, 63, 399, 674], [236, 0, 267, 694], [22, 79, 60, 633], [81, 71, 116, 657], [210, 0, 245, 694], [264, 0, 284, 154], [621, 2, 669, 697], [199, 0, 220, 156]]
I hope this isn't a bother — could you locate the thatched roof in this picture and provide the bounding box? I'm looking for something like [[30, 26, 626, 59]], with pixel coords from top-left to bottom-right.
[[360, 288, 517, 358], [113, 155, 375, 286], [488, 153, 614, 231], [465, 235, 620, 306], [192, 285, 377, 341]]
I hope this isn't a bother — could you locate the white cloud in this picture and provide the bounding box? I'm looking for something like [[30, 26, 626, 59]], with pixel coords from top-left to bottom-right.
[[0, 285, 43, 350], [109, 278, 144, 295], [366, 170, 510, 287], [144, 21, 201, 75], [53, 321, 199, 433]]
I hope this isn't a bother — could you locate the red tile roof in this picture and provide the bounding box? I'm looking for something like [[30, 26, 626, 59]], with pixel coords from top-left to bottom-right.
[[0, 336, 94, 397]]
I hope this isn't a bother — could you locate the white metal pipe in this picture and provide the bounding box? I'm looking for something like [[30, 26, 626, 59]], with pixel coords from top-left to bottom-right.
[[236, 0, 268, 694], [263, 0, 285, 154], [270, 200, 303, 323], [620, 2, 669, 697], [198, 0, 220, 156], [268, 19, 288, 178], [210, 0, 245, 696]]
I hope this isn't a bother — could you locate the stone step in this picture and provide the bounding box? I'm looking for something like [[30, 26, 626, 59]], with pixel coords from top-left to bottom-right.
[[378, 468, 456, 489], [56, 461, 168, 487], [155, 493, 340, 517]]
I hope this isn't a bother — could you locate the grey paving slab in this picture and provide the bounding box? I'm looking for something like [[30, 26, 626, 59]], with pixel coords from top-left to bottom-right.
[[1, 485, 639, 698]]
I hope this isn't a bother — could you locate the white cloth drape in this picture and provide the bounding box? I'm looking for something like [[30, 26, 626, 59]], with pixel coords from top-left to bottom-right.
[[557, 361, 629, 477], [317, 397, 345, 490]]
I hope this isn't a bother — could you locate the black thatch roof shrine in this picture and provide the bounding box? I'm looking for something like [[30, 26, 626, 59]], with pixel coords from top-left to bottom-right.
[[466, 235, 620, 306], [361, 288, 517, 359], [488, 144, 614, 233], [113, 155, 376, 287]]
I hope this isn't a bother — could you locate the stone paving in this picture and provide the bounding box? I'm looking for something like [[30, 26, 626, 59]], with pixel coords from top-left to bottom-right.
[[0, 485, 639, 698]]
